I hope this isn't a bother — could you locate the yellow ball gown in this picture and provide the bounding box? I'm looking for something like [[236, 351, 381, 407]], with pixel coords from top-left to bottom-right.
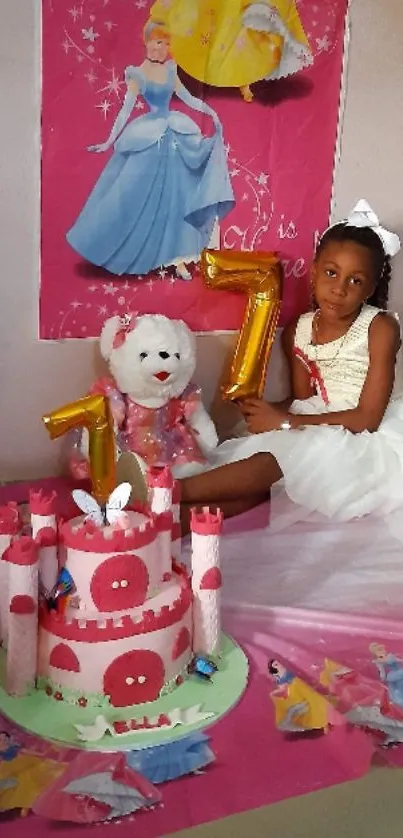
[[270, 674, 332, 732], [0, 751, 66, 813], [149, 0, 312, 95]]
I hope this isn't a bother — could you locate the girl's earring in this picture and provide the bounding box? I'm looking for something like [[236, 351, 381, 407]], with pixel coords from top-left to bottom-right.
[[309, 282, 316, 310]]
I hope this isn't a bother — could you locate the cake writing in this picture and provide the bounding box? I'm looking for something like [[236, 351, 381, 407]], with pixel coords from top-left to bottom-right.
[[74, 705, 215, 742]]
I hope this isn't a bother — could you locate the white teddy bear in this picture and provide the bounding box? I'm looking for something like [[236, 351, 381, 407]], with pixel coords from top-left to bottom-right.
[[71, 313, 218, 483]]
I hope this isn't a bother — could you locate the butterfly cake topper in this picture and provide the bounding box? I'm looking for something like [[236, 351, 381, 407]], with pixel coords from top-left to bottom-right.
[[72, 482, 132, 528]]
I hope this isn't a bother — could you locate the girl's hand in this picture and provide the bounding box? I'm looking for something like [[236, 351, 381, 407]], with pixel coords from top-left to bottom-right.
[[239, 399, 289, 433]]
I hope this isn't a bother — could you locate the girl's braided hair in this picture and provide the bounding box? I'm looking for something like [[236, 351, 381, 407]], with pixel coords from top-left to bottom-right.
[[315, 223, 392, 310]]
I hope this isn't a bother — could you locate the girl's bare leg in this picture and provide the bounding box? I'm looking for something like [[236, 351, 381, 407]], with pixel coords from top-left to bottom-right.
[[180, 453, 282, 504], [180, 493, 269, 535]]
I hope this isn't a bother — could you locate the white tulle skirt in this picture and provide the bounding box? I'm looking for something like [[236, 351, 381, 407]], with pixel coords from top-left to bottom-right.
[[184, 395, 403, 525]]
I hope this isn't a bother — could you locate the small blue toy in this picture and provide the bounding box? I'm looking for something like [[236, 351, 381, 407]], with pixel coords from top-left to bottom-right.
[[188, 655, 218, 681]]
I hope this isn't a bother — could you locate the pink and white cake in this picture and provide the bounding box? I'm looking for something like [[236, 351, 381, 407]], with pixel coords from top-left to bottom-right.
[[0, 467, 223, 710]]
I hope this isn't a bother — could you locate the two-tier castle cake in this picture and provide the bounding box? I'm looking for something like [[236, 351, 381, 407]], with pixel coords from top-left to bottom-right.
[[0, 467, 222, 711]]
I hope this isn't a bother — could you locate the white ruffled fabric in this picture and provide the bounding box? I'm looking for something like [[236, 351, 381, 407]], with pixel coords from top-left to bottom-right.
[[202, 394, 403, 522], [242, 3, 313, 80]]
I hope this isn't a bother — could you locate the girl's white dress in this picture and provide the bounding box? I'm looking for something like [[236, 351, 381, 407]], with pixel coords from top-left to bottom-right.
[[198, 305, 403, 523]]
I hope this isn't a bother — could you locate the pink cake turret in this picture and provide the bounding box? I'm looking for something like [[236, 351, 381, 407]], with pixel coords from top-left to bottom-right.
[[30, 489, 59, 595], [148, 467, 173, 513], [0, 503, 21, 646], [148, 468, 173, 581], [171, 480, 181, 562], [3, 536, 39, 696], [190, 508, 223, 657]]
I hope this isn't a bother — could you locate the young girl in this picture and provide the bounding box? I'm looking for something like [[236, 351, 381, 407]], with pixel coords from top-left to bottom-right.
[[178, 200, 403, 529]]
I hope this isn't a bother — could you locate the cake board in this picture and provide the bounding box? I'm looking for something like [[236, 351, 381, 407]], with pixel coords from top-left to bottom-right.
[[0, 634, 248, 751]]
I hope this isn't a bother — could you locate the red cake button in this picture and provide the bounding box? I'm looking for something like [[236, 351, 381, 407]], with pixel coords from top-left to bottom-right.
[[104, 650, 165, 706], [90, 554, 149, 611]]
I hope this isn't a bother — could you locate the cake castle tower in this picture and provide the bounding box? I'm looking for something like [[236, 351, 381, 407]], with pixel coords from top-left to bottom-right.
[[0, 467, 223, 707]]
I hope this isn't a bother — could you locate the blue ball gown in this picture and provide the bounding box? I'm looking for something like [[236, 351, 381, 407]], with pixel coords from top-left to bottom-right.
[[66, 61, 234, 276]]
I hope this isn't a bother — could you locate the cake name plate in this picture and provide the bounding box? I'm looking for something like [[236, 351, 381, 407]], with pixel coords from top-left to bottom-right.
[[75, 704, 215, 743]]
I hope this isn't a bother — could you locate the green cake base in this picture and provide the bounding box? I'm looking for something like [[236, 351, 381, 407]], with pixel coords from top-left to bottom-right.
[[0, 634, 248, 751]]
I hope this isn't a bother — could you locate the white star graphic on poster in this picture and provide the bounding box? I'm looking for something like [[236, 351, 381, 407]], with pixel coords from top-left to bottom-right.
[[68, 7, 82, 22], [256, 172, 269, 186], [316, 35, 331, 52], [98, 305, 108, 316], [97, 99, 111, 117], [85, 70, 97, 84], [104, 283, 118, 296], [70, 300, 82, 309], [147, 279, 154, 290], [87, 45, 95, 54], [118, 296, 126, 305], [242, 193, 249, 201], [136, 0, 147, 8], [88, 284, 97, 292], [230, 168, 240, 177], [104, 21, 117, 32], [62, 39, 71, 54], [98, 70, 124, 98], [82, 27, 99, 43], [77, 55, 84, 63]]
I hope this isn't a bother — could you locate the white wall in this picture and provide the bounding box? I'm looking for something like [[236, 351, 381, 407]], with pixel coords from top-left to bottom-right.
[[1, 0, 403, 480]]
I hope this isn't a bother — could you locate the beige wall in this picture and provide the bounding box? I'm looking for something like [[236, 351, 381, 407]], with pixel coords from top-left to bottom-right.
[[1, 0, 403, 480]]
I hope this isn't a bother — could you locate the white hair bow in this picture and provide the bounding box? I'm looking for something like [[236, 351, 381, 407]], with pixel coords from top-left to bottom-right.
[[345, 199, 401, 258]]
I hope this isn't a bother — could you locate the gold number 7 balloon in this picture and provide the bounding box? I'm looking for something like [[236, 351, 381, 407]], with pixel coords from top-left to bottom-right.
[[201, 248, 283, 401], [42, 394, 116, 506]]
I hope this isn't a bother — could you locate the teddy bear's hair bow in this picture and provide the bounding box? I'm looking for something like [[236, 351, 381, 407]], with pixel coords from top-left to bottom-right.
[[112, 313, 137, 349]]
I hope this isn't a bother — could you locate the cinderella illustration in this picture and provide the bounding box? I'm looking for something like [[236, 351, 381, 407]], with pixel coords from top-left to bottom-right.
[[370, 644, 403, 712], [149, 0, 312, 102], [66, 22, 234, 280]]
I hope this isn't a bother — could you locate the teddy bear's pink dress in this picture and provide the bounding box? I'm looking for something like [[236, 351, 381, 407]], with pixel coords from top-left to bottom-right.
[[71, 376, 206, 477]]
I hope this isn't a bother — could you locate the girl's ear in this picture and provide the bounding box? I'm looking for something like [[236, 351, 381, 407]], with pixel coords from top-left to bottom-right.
[[309, 264, 317, 305]]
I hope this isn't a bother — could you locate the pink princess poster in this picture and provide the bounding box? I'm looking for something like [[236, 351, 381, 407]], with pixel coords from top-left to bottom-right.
[[40, 0, 349, 339]]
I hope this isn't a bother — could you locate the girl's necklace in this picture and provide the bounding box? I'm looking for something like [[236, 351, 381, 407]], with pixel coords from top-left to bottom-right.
[[311, 309, 360, 369]]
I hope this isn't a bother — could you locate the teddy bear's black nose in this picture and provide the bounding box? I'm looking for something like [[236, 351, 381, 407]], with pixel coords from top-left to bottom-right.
[[159, 351, 170, 359]]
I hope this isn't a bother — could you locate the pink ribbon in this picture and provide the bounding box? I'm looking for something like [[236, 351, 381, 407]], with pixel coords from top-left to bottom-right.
[[113, 314, 137, 349], [293, 346, 329, 405]]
